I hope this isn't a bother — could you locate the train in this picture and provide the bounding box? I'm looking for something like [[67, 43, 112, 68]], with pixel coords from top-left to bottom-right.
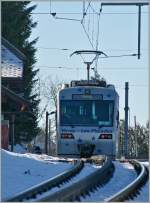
[[56, 79, 119, 158]]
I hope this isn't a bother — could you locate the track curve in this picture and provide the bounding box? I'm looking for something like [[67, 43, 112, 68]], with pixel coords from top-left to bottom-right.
[[4, 159, 83, 202], [105, 160, 148, 202]]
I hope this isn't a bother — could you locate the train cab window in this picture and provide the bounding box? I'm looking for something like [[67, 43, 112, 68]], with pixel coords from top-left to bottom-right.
[[60, 100, 114, 127]]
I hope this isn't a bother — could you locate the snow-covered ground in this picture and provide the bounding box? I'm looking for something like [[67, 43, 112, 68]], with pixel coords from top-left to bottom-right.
[[80, 161, 137, 201], [1, 149, 149, 202], [130, 161, 149, 202], [9, 144, 27, 153], [1, 149, 72, 200], [33, 162, 101, 201], [81, 161, 149, 202]]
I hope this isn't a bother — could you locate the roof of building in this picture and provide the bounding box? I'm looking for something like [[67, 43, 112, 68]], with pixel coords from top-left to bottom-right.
[[2, 37, 26, 61], [2, 85, 30, 107]]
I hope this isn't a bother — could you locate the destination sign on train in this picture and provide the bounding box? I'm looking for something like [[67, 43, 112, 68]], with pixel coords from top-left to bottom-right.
[[71, 80, 104, 87], [72, 94, 103, 100]]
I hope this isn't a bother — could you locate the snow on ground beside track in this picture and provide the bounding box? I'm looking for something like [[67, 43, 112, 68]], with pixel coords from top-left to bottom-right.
[[33, 162, 101, 201], [140, 161, 149, 167], [128, 162, 149, 202], [8, 144, 27, 153], [81, 161, 138, 202], [1, 149, 72, 200]]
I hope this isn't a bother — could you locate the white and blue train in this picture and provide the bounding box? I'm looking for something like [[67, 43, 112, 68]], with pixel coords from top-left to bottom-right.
[[56, 79, 119, 158]]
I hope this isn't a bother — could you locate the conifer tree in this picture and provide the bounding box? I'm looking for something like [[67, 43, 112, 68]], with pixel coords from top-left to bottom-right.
[[2, 2, 40, 143]]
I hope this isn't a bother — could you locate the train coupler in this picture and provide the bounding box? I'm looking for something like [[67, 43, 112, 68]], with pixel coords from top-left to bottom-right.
[[77, 143, 95, 158]]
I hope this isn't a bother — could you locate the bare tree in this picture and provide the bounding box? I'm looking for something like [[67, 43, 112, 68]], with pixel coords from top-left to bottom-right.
[[118, 119, 149, 159], [39, 76, 64, 154], [41, 76, 63, 110]]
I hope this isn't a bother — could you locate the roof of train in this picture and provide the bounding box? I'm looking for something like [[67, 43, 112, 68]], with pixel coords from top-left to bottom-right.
[[59, 80, 119, 97]]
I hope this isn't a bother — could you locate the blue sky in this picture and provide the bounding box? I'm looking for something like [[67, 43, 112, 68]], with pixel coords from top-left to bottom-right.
[[29, 1, 149, 126]]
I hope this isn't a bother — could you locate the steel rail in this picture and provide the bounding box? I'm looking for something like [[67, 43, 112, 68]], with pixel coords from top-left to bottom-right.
[[36, 157, 113, 202], [105, 160, 148, 202], [4, 159, 83, 202]]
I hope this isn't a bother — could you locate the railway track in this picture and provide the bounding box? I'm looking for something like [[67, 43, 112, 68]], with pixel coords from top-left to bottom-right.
[[36, 159, 148, 202], [33, 156, 113, 202], [105, 160, 148, 202], [4, 159, 83, 202], [5, 158, 148, 202], [5, 156, 112, 202]]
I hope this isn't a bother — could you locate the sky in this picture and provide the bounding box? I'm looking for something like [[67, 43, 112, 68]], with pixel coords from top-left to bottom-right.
[[29, 1, 149, 127]]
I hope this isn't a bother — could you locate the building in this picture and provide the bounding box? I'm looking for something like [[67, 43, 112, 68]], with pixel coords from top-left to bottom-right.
[[1, 37, 30, 150], [1, 37, 25, 94]]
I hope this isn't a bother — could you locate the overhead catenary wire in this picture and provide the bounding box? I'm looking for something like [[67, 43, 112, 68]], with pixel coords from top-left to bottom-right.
[[31, 12, 148, 15], [33, 2, 148, 80], [34, 1, 148, 57], [36, 46, 149, 51], [98, 53, 139, 58], [81, 0, 92, 24], [38, 1, 148, 71], [81, 23, 95, 49], [51, 13, 81, 21], [94, 3, 102, 73], [92, 9, 95, 45], [89, 3, 99, 15], [80, 0, 97, 49], [36, 65, 148, 70]]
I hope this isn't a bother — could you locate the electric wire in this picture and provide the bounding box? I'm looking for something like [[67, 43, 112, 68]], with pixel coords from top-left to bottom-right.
[[31, 12, 148, 15], [36, 65, 148, 70], [92, 9, 94, 45], [36, 47, 148, 52], [89, 3, 99, 15], [94, 3, 102, 73], [81, 0, 92, 24], [87, 5, 90, 34], [98, 53, 138, 58], [81, 23, 95, 49], [53, 16, 81, 22], [81, 1, 96, 49]]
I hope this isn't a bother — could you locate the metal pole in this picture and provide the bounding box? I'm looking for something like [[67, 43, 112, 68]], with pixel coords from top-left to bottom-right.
[[45, 111, 49, 154], [48, 119, 51, 155], [124, 82, 129, 158], [134, 116, 138, 157], [87, 62, 90, 82], [138, 5, 141, 59], [11, 114, 15, 152]]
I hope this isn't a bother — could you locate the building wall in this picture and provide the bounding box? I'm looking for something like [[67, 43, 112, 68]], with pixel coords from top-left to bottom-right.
[[1, 45, 23, 78]]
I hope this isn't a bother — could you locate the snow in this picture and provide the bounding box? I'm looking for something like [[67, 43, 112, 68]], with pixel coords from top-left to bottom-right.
[[32, 162, 102, 201], [128, 162, 149, 202], [80, 161, 138, 201], [1, 150, 149, 202], [80, 161, 149, 202], [1, 148, 101, 202], [1, 149, 72, 200], [8, 144, 27, 153], [140, 161, 149, 167]]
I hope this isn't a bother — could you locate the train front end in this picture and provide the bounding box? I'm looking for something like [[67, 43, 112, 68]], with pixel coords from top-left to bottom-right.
[[56, 80, 119, 158]]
